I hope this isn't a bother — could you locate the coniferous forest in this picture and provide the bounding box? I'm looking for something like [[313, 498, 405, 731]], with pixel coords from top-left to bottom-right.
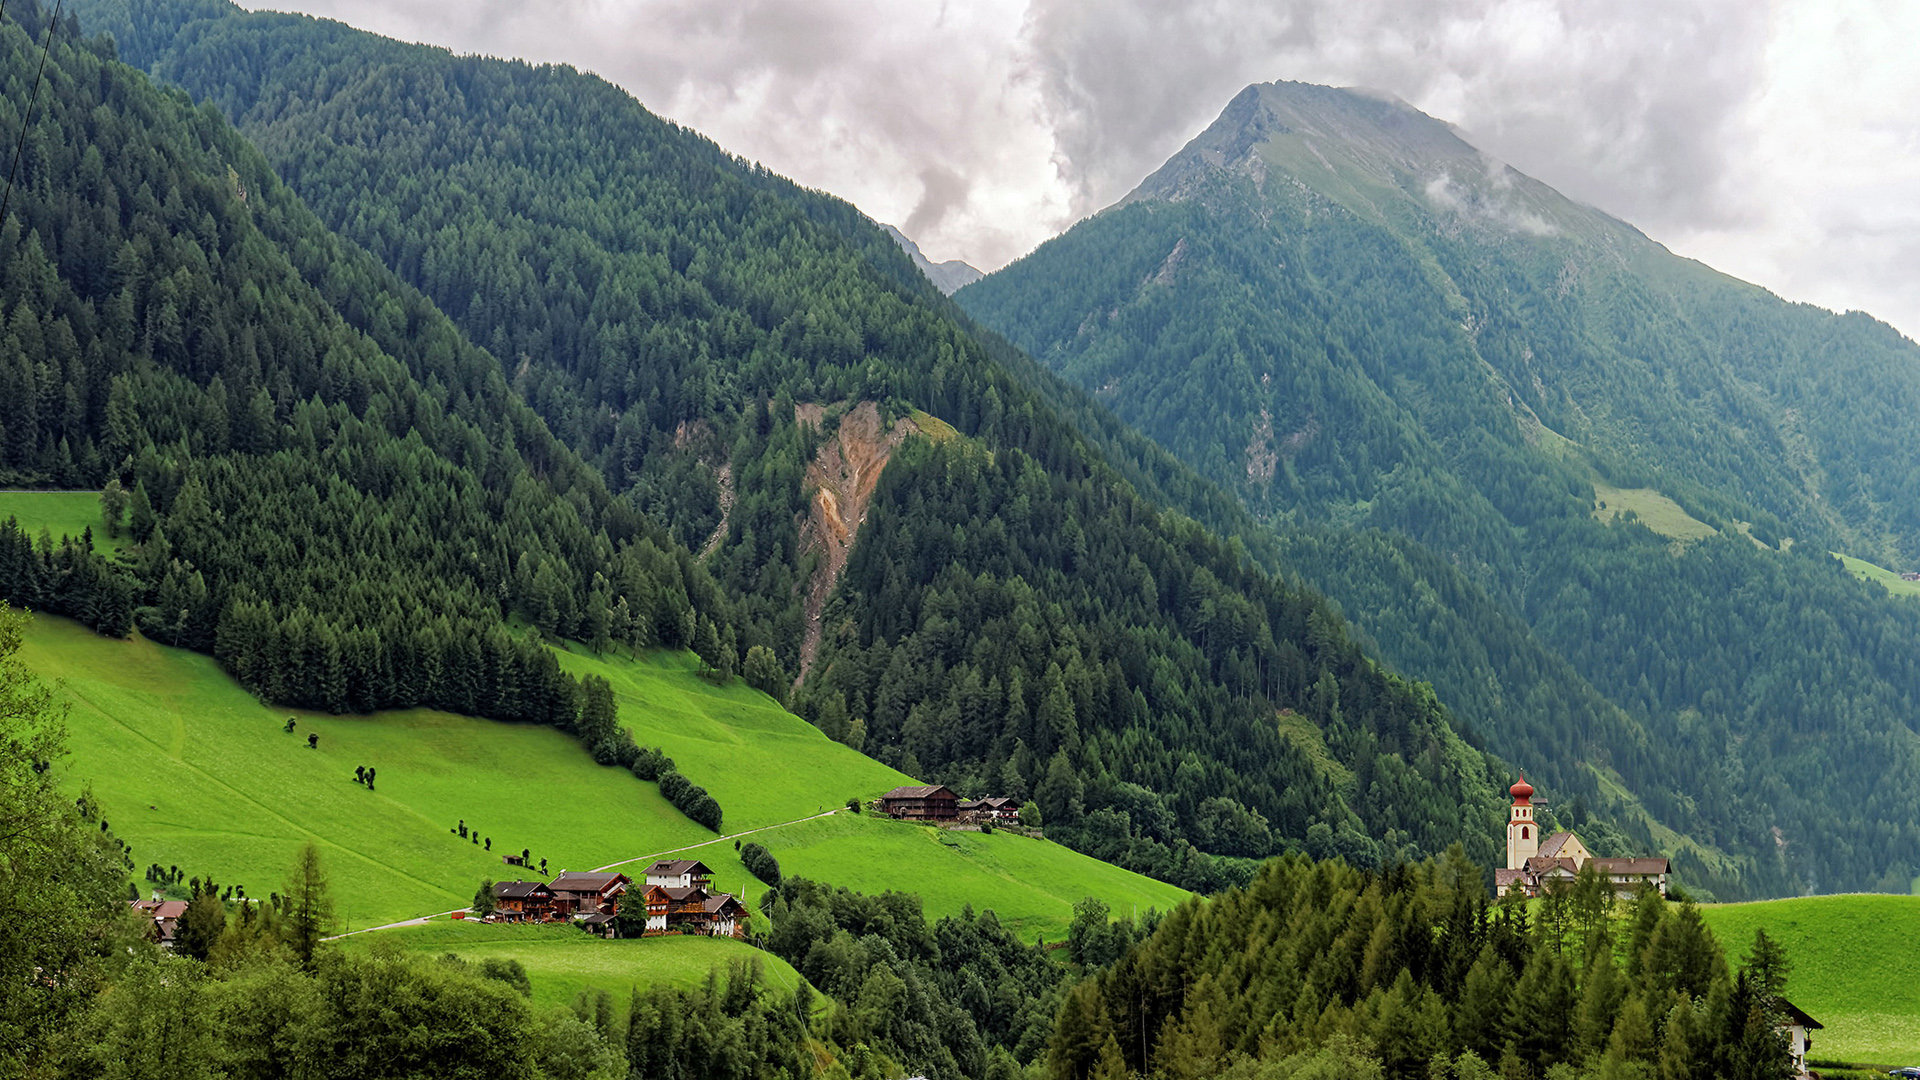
[[0, 1, 1852, 1077], [33, 0, 1530, 883]]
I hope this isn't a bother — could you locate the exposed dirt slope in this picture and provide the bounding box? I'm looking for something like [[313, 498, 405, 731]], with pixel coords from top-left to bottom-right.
[[795, 402, 919, 679]]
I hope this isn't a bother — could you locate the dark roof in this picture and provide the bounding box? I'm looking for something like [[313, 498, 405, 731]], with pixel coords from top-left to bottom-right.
[[1589, 857, 1670, 875], [980, 796, 1019, 809], [493, 880, 552, 899], [702, 893, 744, 914], [644, 859, 712, 878], [579, 911, 615, 925], [881, 785, 955, 800], [957, 799, 984, 811], [131, 899, 190, 920], [1778, 999, 1822, 1029], [549, 871, 627, 891], [660, 886, 709, 902]]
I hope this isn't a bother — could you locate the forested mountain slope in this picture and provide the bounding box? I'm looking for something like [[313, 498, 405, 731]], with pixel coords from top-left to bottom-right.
[[0, 1, 734, 744], [45, 0, 1518, 882], [960, 81, 1920, 896]]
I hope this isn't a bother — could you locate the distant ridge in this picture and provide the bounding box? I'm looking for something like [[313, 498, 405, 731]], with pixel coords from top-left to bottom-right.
[[882, 223, 983, 294]]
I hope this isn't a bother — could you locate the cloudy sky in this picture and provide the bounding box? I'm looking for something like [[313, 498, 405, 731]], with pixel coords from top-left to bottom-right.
[[248, 0, 1920, 340]]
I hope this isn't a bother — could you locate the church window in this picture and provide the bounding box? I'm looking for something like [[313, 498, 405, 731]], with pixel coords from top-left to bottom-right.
[[1521, 826, 1530, 839]]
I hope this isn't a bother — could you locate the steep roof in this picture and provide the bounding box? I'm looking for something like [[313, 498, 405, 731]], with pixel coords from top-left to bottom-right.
[[703, 892, 744, 914], [549, 871, 627, 892], [1779, 1000, 1822, 1030], [131, 899, 190, 920], [493, 880, 552, 899], [644, 859, 712, 878], [881, 785, 954, 800], [1537, 831, 1575, 859]]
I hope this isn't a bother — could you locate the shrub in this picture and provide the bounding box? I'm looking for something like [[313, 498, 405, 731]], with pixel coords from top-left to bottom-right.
[[740, 843, 780, 886], [656, 769, 723, 831]]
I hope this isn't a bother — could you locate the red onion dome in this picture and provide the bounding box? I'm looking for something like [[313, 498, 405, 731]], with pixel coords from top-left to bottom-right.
[[1509, 774, 1534, 803]]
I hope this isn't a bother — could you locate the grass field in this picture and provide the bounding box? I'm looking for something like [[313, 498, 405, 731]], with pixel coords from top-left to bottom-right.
[[340, 920, 807, 1010], [0, 489, 130, 557], [1833, 552, 1920, 599], [28, 614, 718, 928], [1701, 894, 1920, 1066], [1591, 481, 1718, 542], [624, 812, 1193, 942], [551, 644, 912, 829], [28, 612, 1191, 948]]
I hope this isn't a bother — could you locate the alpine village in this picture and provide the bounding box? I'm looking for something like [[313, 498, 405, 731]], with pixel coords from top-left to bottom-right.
[[3, 1, 1917, 1078]]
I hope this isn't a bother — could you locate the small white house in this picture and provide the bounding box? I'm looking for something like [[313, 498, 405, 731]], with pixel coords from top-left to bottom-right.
[[642, 859, 713, 890], [1779, 1000, 1821, 1079]]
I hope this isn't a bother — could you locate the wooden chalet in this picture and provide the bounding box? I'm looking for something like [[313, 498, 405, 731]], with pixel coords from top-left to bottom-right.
[[490, 880, 555, 922], [129, 897, 189, 948], [880, 785, 959, 821], [702, 893, 747, 938], [642, 859, 713, 890], [638, 883, 750, 938], [957, 796, 1020, 822], [547, 871, 629, 917]]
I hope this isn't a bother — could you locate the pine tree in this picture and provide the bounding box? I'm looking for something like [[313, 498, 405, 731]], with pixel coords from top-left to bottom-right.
[[282, 842, 334, 967]]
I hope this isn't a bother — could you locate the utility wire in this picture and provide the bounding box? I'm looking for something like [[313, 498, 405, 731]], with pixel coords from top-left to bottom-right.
[[0, 0, 65, 230]]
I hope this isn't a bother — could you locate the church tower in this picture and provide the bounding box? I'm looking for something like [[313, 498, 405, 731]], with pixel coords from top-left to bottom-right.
[[1506, 774, 1538, 870]]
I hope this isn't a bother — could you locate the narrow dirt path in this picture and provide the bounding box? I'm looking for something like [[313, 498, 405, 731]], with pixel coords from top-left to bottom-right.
[[322, 808, 842, 941]]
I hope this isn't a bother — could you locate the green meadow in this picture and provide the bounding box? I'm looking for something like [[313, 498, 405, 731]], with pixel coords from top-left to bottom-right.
[[1591, 481, 1718, 542], [0, 489, 130, 557], [1833, 552, 1920, 599], [341, 921, 806, 1011], [1701, 894, 1920, 1066], [551, 644, 912, 829], [29, 613, 717, 928], [28, 612, 1189, 945]]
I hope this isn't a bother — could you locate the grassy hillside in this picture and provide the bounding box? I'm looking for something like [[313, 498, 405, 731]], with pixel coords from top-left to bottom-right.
[[30, 614, 716, 928], [551, 645, 911, 829], [340, 921, 807, 1011], [1701, 895, 1920, 1064], [31, 613, 1188, 940], [0, 490, 128, 557], [1834, 552, 1920, 599]]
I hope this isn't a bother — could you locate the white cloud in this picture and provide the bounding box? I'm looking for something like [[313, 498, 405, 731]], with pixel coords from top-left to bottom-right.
[[242, 0, 1920, 339]]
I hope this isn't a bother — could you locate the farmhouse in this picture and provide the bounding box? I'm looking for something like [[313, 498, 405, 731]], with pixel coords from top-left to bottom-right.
[[490, 880, 555, 922], [642, 859, 713, 890], [129, 897, 189, 948], [880, 785, 959, 820], [636, 883, 750, 938], [957, 796, 1022, 822], [547, 870, 629, 917], [1492, 775, 1670, 897]]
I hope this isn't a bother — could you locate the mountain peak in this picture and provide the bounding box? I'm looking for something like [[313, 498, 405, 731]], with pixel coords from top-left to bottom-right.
[[1122, 80, 1606, 243], [882, 223, 983, 295]]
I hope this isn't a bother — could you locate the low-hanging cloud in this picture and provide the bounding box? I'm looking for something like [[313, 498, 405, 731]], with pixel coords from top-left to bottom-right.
[[244, 0, 1920, 339]]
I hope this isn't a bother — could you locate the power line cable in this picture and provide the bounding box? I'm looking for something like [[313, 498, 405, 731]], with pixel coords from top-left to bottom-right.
[[0, 0, 66, 230]]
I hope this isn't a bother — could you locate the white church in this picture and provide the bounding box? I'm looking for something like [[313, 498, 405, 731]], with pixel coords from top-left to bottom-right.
[[1493, 774, 1670, 897]]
